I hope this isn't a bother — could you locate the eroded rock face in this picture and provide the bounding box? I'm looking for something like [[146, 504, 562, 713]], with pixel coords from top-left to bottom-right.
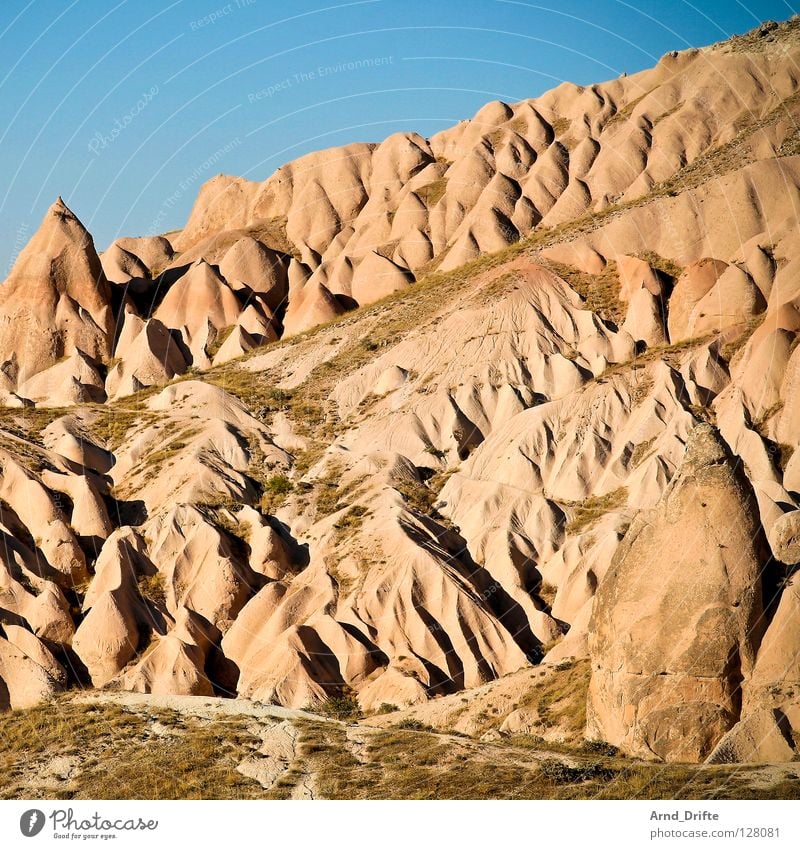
[[0, 199, 113, 388], [586, 425, 766, 762], [706, 709, 796, 764], [745, 574, 800, 730], [4, 16, 791, 402], [3, 21, 800, 766]]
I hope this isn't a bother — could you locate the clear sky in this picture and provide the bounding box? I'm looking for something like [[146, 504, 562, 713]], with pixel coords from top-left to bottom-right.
[[0, 0, 797, 272]]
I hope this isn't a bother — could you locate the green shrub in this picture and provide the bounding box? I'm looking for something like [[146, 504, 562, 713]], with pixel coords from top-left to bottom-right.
[[539, 759, 617, 784], [318, 693, 363, 722], [260, 474, 293, 513], [579, 740, 620, 758]]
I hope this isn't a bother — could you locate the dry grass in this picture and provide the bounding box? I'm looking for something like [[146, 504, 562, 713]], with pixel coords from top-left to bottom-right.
[[393, 470, 453, 523], [296, 720, 548, 800], [629, 371, 655, 404], [258, 473, 293, 514], [0, 698, 260, 800], [312, 460, 347, 518], [778, 443, 795, 472], [2, 697, 797, 801], [143, 427, 200, 469], [651, 101, 684, 127], [0, 406, 72, 443], [637, 250, 683, 282], [604, 90, 653, 129], [209, 507, 251, 548], [630, 436, 657, 468], [651, 88, 800, 198], [515, 659, 591, 740], [247, 216, 297, 258], [593, 335, 713, 385], [292, 713, 800, 800], [542, 259, 624, 324], [474, 270, 524, 303], [165, 217, 295, 264], [415, 177, 448, 207], [136, 572, 166, 604], [333, 504, 368, 532], [314, 692, 362, 721], [753, 401, 784, 436], [719, 315, 766, 364], [196, 158, 725, 436], [0, 426, 54, 473], [564, 488, 628, 535], [88, 402, 157, 450], [206, 325, 236, 358], [537, 581, 557, 608]]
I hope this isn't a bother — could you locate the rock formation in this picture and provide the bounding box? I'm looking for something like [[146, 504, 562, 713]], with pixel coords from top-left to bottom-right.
[[2, 17, 800, 765]]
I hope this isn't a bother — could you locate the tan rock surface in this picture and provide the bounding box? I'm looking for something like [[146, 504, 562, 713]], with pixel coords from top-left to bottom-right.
[[587, 425, 766, 762], [0, 199, 113, 386], [1, 20, 800, 768]]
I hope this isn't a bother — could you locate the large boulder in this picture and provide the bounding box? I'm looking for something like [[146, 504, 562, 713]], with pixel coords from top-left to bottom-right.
[[587, 424, 766, 762], [706, 709, 795, 764]]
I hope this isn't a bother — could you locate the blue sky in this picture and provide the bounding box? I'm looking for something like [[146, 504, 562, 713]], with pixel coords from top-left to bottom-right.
[[0, 0, 797, 271]]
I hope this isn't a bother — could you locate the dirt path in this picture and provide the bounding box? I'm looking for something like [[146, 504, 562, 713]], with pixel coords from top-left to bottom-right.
[[74, 690, 325, 722], [64, 691, 327, 797]]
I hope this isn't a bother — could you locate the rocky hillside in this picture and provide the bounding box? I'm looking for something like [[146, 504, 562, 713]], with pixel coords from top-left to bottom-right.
[[3, 18, 800, 767]]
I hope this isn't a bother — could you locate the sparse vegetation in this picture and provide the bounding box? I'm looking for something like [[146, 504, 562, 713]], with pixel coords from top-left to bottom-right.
[[514, 659, 592, 741], [4, 18, 800, 808], [137, 572, 166, 604], [313, 461, 346, 518], [629, 371, 654, 404], [637, 250, 683, 282], [316, 692, 363, 722], [539, 758, 616, 784], [0, 406, 73, 444], [291, 713, 798, 800], [415, 177, 448, 207], [537, 581, 557, 609], [564, 488, 628, 535], [725, 17, 800, 54], [604, 90, 653, 128], [259, 473, 293, 513], [0, 698, 260, 800], [720, 315, 766, 363], [651, 87, 800, 198], [397, 718, 434, 732], [143, 427, 200, 469], [393, 470, 453, 523], [206, 325, 236, 358], [88, 403, 156, 450], [333, 504, 368, 532], [0, 695, 797, 800], [542, 259, 624, 324], [753, 401, 784, 437], [208, 507, 251, 549], [630, 437, 657, 468]]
